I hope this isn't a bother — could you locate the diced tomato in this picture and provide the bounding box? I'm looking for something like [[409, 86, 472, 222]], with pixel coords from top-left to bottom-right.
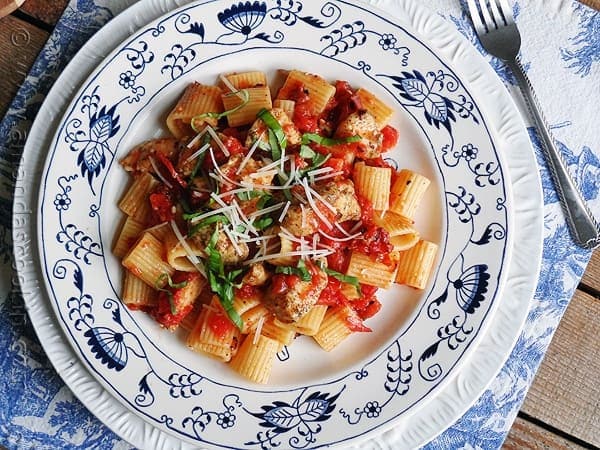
[[323, 156, 351, 178], [149, 187, 175, 223], [344, 306, 372, 332], [381, 125, 399, 152], [326, 249, 350, 274], [207, 308, 235, 339], [330, 80, 363, 124], [270, 274, 300, 296], [221, 134, 246, 156], [350, 226, 393, 264], [351, 294, 382, 320], [356, 194, 375, 227], [236, 283, 261, 299], [317, 276, 345, 306], [154, 152, 187, 188]]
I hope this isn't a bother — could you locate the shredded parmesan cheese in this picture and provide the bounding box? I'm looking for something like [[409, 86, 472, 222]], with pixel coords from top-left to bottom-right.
[[318, 229, 361, 242], [149, 156, 173, 189], [184, 142, 211, 164], [205, 125, 230, 157], [278, 201, 291, 223], [236, 133, 264, 175], [253, 316, 266, 344], [169, 220, 206, 276]]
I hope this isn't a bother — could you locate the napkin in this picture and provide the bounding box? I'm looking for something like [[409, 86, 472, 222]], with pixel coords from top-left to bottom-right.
[[0, 0, 598, 449]]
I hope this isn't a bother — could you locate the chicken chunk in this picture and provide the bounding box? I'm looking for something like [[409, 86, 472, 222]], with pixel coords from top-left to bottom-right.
[[242, 263, 270, 286], [190, 222, 249, 265], [280, 204, 320, 236], [264, 262, 328, 323], [334, 111, 383, 159], [120, 138, 180, 175], [245, 107, 302, 149], [280, 180, 361, 236], [315, 179, 361, 223]]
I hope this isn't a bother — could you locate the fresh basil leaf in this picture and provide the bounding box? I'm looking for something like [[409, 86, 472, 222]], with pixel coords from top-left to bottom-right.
[[256, 192, 273, 210], [301, 132, 361, 146], [299, 144, 316, 159], [268, 128, 281, 161], [191, 89, 250, 131], [253, 217, 273, 230], [275, 260, 312, 282], [154, 273, 188, 315], [324, 267, 361, 293], [188, 214, 230, 236]]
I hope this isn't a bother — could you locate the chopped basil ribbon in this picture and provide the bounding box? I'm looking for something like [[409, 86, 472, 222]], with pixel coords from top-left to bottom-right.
[[257, 108, 287, 161], [301, 133, 361, 146], [252, 216, 273, 231], [275, 259, 312, 282], [324, 267, 362, 294], [188, 214, 230, 237], [204, 228, 244, 329], [190, 89, 250, 132], [300, 152, 331, 175], [155, 273, 189, 315]]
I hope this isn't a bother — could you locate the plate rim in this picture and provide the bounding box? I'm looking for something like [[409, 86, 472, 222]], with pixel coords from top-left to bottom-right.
[[12, 0, 542, 448]]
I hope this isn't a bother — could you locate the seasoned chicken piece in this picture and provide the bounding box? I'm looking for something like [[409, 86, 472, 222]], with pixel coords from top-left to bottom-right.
[[280, 203, 320, 237], [280, 180, 360, 236], [245, 107, 302, 149], [242, 263, 270, 286], [264, 262, 328, 323], [190, 223, 249, 265], [219, 154, 276, 187], [314, 179, 361, 223], [334, 111, 383, 159], [120, 138, 180, 174]]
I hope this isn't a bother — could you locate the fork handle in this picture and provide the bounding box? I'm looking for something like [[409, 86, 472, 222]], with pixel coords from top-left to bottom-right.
[[509, 59, 600, 250]]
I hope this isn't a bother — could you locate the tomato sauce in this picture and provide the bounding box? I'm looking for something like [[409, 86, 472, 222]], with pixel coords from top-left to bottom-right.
[[270, 273, 301, 296], [381, 125, 399, 152], [207, 308, 235, 339], [149, 185, 176, 223]]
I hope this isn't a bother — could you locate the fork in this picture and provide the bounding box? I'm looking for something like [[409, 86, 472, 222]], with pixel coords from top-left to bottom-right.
[[467, 0, 600, 250]]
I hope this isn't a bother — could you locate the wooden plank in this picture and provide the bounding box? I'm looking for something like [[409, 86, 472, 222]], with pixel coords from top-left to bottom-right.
[[0, 14, 48, 117], [581, 250, 599, 292], [18, 0, 69, 26], [503, 417, 586, 449], [521, 290, 600, 447], [579, 0, 600, 10]]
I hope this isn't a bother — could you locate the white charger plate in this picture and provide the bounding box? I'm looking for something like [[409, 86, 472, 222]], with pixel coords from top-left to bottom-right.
[[13, 0, 542, 449]]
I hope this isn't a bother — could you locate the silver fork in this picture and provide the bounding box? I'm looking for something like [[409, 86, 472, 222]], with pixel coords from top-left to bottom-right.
[[467, 0, 600, 249]]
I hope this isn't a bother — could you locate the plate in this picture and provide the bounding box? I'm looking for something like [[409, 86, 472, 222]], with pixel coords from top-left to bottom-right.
[[39, 0, 510, 447], [14, 0, 542, 449]]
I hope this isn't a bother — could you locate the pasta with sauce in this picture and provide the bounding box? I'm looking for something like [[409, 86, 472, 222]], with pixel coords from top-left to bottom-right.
[[115, 70, 438, 384]]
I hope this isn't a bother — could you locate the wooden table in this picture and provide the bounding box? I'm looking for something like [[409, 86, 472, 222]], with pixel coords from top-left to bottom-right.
[[0, 1, 598, 449]]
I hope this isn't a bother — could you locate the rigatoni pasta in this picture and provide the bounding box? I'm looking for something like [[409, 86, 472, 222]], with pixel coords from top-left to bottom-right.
[[114, 69, 438, 384]]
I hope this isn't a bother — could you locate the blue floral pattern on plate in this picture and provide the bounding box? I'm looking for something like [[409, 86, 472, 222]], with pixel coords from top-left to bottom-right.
[[36, 1, 511, 448]]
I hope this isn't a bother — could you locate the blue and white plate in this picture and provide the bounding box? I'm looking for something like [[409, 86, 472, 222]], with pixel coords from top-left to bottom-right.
[[35, 1, 519, 448]]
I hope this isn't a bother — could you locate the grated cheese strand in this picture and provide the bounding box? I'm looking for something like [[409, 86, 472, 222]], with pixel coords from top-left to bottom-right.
[[244, 249, 334, 265], [236, 133, 264, 175], [318, 228, 361, 242], [149, 156, 173, 189], [186, 127, 208, 149], [170, 220, 206, 276], [205, 125, 230, 157], [302, 179, 333, 230], [184, 142, 211, 164], [278, 200, 291, 223]]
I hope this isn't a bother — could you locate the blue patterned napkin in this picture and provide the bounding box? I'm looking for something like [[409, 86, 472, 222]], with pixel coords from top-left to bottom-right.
[[0, 0, 598, 448]]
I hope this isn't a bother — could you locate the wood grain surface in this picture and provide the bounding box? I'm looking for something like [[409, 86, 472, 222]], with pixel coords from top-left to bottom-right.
[[0, 1, 598, 450], [521, 290, 600, 447], [0, 14, 48, 118], [503, 417, 587, 449]]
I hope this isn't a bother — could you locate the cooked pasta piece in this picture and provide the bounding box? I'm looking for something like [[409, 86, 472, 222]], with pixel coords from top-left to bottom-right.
[[230, 333, 279, 383], [353, 162, 392, 211], [167, 82, 223, 138], [277, 304, 328, 336], [241, 304, 269, 334], [372, 210, 413, 236], [113, 216, 145, 258], [260, 317, 296, 350], [346, 251, 397, 289], [164, 227, 206, 272], [395, 240, 438, 289], [276, 70, 336, 115], [122, 231, 175, 288], [122, 270, 158, 309], [313, 305, 354, 351], [187, 297, 241, 362], [146, 221, 171, 240], [355, 88, 394, 128], [118, 172, 159, 223], [220, 71, 268, 89], [340, 282, 361, 300], [222, 85, 272, 127], [273, 99, 295, 118], [389, 169, 431, 219]]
